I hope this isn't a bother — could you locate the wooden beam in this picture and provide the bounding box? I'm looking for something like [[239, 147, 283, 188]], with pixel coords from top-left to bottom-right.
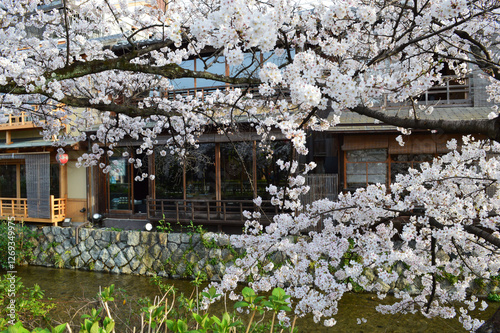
[[60, 163, 68, 198], [6, 131, 12, 145]]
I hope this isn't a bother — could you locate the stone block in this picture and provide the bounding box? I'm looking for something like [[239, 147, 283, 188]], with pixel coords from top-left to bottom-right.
[[81, 251, 91, 263], [135, 264, 147, 275], [42, 226, 52, 236], [105, 257, 115, 268], [62, 239, 72, 249], [95, 240, 109, 248], [149, 244, 162, 259], [94, 261, 104, 271], [169, 233, 181, 245], [108, 244, 120, 258], [70, 247, 80, 258], [124, 246, 136, 262], [121, 266, 132, 274], [91, 229, 102, 240], [79, 228, 90, 241], [159, 249, 171, 263], [135, 245, 146, 258], [100, 249, 110, 263], [127, 232, 140, 246], [181, 233, 191, 244], [114, 252, 128, 267], [167, 243, 178, 253], [54, 245, 64, 254], [141, 254, 154, 269], [190, 233, 201, 245], [84, 237, 95, 249], [89, 247, 101, 260], [101, 230, 111, 243], [129, 258, 141, 271], [54, 234, 66, 244], [140, 231, 151, 244], [178, 243, 190, 253], [158, 233, 168, 246], [172, 249, 184, 262], [119, 232, 128, 243]]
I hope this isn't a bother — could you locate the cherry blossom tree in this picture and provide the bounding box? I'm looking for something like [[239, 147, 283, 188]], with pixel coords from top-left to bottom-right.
[[1, 0, 500, 330]]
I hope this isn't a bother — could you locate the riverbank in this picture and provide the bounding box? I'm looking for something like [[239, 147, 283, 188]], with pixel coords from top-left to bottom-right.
[[27, 226, 500, 298]]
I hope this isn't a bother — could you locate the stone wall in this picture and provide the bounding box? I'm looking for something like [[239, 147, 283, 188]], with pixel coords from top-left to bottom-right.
[[27, 227, 500, 296], [29, 226, 242, 280]]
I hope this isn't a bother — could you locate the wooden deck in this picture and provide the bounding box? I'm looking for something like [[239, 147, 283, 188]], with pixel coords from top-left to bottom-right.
[[0, 196, 67, 225]]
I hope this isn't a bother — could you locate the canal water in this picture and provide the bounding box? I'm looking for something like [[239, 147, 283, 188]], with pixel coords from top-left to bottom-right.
[[6, 266, 498, 332]]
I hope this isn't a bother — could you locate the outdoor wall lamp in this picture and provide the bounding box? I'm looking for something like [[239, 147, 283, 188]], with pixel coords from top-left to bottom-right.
[[145, 223, 153, 231], [92, 213, 103, 227]]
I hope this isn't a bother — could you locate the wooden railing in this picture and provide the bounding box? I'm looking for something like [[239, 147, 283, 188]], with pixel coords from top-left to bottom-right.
[[147, 198, 277, 226], [0, 196, 66, 225], [0, 112, 34, 129]]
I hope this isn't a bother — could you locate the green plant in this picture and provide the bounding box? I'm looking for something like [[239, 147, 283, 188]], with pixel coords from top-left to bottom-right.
[[234, 287, 295, 333], [0, 321, 67, 333], [488, 292, 500, 302], [0, 221, 38, 269], [53, 253, 65, 269], [156, 215, 173, 233], [0, 275, 55, 331]]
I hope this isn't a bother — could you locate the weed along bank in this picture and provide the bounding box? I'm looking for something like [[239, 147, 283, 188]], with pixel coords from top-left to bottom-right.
[[28, 226, 243, 280]]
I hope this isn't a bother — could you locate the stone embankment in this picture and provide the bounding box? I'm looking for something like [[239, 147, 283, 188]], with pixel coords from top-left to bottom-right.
[[29, 226, 241, 280], [27, 226, 500, 296]]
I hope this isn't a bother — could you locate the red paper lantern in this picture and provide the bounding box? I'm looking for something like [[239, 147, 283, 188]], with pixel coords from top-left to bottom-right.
[[56, 153, 69, 165]]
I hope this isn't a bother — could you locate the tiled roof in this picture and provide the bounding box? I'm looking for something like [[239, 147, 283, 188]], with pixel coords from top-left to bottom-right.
[[327, 106, 493, 132]]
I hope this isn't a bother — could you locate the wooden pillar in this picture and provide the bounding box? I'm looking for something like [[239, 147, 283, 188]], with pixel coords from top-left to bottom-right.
[[343, 150, 347, 190], [60, 163, 68, 199], [6, 131, 12, 145], [252, 141, 257, 197], [215, 143, 221, 201], [194, 57, 197, 89]]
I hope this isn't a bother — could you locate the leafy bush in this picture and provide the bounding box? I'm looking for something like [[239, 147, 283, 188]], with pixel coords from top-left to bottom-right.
[[0, 275, 55, 331], [0, 221, 38, 269]]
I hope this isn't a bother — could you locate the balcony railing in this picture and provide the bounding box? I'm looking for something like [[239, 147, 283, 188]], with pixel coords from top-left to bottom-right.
[[0, 112, 35, 129], [147, 198, 277, 228], [0, 196, 66, 225]]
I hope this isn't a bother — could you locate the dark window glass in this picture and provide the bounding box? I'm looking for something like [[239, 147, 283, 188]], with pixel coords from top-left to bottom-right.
[[0, 165, 17, 197], [50, 164, 60, 197]]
